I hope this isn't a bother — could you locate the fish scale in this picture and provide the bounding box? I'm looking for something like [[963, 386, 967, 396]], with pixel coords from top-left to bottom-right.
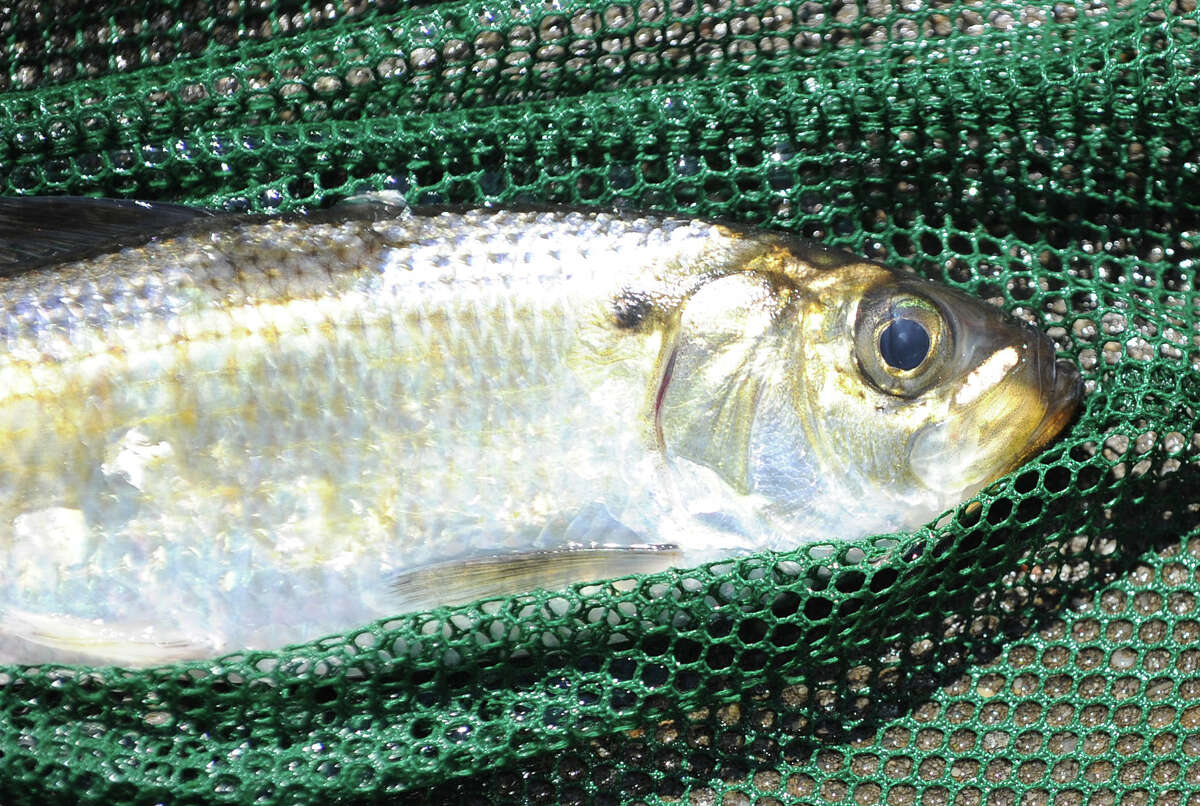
[[0, 198, 1079, 665]]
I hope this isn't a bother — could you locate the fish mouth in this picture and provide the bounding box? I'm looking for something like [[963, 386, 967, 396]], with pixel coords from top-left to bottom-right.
[[1025, 355, 1084, 456]]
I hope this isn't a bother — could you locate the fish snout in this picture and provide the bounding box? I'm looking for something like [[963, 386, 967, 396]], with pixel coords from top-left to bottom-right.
[[1024, 327, 1083, 455]]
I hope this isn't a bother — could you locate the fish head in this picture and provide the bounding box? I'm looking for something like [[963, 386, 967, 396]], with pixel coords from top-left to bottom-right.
[[654, 237, 1081, 540], [781, 254, 1082, 528]]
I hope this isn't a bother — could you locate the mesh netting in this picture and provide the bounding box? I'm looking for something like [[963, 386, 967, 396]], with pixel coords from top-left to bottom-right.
[[0, 0, 1198, 802]]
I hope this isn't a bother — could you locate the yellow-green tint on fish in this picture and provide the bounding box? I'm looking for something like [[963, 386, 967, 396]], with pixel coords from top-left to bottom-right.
[[0, 197, 1081, 666], [658, 239, 1080, 543]]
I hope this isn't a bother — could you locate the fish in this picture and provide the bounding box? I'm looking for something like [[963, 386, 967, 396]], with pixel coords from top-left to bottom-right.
[[0, 195, 1081, 666]]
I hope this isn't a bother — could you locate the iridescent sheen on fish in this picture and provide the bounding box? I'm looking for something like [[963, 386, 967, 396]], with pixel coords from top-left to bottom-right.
[[0, 199, 1080, 665]]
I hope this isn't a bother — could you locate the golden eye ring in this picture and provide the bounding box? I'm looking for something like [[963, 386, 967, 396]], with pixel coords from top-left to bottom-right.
[[855, 290, 951, 398]]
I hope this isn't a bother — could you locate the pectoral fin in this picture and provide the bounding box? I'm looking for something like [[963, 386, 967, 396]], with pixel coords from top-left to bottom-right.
[[0, 607, 211, 667], [391, 544, 683, 612]]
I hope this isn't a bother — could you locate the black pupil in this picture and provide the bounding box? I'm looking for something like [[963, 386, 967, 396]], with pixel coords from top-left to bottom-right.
[[879, 317, 930, 371]]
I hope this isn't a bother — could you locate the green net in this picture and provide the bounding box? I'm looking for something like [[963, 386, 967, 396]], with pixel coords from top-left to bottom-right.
[[1, 0, 1198, 801]]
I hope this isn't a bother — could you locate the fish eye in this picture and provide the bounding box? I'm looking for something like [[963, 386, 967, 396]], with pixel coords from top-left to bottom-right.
[[879, 317, 930, 371], [854, 288, 952, 398]]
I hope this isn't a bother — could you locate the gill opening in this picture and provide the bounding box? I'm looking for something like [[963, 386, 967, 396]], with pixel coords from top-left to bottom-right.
[[653, 345, 679, 453]]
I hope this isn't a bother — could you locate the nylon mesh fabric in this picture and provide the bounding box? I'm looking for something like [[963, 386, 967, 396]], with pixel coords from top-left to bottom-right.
[[0, 0, 1198, 802]]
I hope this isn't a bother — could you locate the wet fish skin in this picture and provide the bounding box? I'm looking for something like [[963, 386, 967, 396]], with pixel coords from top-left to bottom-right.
[[0, 198, 1080, 666]]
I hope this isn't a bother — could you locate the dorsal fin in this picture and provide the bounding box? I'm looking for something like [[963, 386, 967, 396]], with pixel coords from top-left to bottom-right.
[[0, 196, 215, 275]]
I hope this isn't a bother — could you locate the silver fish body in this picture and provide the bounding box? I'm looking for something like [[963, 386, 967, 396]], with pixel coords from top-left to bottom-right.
[[0, 198, 1080, 665]]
